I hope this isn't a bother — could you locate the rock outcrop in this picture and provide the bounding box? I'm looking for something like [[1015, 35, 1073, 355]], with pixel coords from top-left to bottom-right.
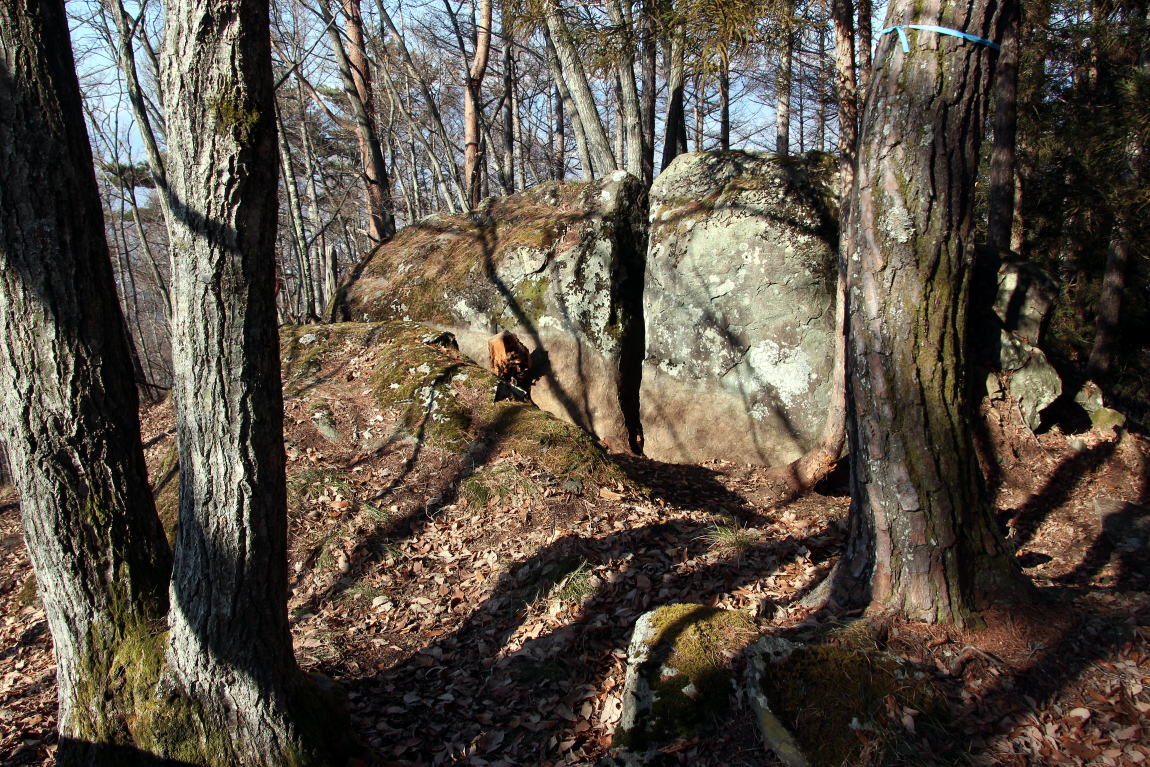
[[977, 255, 1063, 430], [641, 151, 839, 465], [332, 173, 647, 452]]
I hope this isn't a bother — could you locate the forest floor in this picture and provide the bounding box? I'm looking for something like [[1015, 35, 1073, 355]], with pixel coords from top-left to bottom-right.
[[1, 332, 1149, 766]]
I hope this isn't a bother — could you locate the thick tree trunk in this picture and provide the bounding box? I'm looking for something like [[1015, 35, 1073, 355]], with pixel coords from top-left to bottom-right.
[[0, 1, 172, 761], [1087, 218, 1131, 378], [837, 0, 1029, 624], [161, 0, 354, 762], [464, 0, 493, 207]]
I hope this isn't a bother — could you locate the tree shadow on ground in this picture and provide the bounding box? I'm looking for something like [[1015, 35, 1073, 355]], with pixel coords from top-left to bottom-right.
[[1002, 439, 1118, 548], [344, 504, 842, 764]]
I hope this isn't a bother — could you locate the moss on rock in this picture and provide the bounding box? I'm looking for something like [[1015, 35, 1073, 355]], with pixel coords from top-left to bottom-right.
[[614, 604, 757, 753], [288, 321, 630, 494]]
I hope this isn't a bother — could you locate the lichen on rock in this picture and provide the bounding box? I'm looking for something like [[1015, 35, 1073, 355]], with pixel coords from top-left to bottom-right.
[[641, 150, 839, 466], [330, 174, 648, 452]]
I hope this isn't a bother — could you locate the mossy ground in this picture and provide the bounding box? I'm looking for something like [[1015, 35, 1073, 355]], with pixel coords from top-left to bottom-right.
[[354, 321, 626, 490], [758, 629, 949, 767]]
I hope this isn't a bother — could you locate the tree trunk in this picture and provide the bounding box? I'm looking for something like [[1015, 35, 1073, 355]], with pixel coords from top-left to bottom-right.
[[545, 6, 618, 176], [161, 0, 355, 761], [857, 0, 874, 92], [543, 26, 595, 179], [1086, 217, 1131, 378], [660, 26, 688, 170], [552, 82, 567, 180], [606, 0, 645, 175], [107, 0, 173, 231], [986, 0, 1020, 253], [832, 0, 859, 191], [719, 57, 731, 150], [0, 1, 172, 762], [776, 29, 793, 155], [815, 26, 829, 151], [639, 0, 657, 184], [277, 104, 318, 322], [464, 0, 493, 207], [320, 0, 394, 246], [501, 19, 516, 195], [836, 0, 1029, 624]]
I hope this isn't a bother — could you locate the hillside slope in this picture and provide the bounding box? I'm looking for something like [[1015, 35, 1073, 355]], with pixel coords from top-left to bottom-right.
[[1, 322, 1149, 766]]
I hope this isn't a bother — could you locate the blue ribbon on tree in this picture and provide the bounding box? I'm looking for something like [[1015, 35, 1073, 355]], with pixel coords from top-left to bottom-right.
[[879, 24, 1001, 53]]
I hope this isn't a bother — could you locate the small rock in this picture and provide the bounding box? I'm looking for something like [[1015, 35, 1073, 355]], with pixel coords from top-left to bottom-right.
[[1090, 407, 1126, 432]]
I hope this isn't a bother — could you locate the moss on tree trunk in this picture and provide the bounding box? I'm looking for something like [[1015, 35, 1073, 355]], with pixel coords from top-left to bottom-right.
[[836, 0, 1030, 624]]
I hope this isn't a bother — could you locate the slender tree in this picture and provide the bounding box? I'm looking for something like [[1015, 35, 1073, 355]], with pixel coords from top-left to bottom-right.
[[318, 0, 395, 246], [776, 25, 793, 155], [545, 2, 618, 175], [465, 0, 494, 206]]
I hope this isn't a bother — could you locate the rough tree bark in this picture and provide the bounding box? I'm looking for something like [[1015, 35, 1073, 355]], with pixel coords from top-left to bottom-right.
[[986, 0, 1020, 253], [0, 5, 172, 762], [162, 0, 355, 761], [834, 0, 1030, 624]]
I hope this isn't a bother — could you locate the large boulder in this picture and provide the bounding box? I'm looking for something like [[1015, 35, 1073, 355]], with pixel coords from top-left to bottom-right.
[[641, 151, 839, 465], [332, 173, 648, 451]]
